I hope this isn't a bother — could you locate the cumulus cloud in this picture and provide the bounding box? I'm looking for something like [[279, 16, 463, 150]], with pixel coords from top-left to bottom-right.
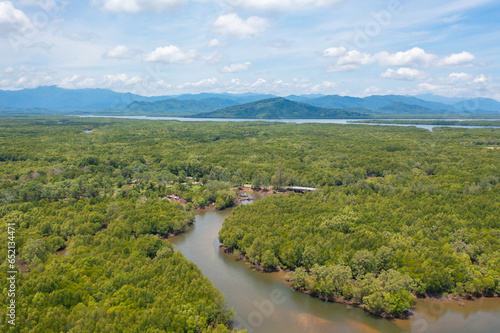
[[103, 45, 141, 59], [251, 78, 266, 87], [311, 80, 337, 92], [209, 39, 224, 47], [376, 47, 438, 67], [229, 0, 342, 11], [380, 67, 428, 81], [144, 45, 196, 64], [323, 46, 478, 72], [220, 62, 252, 73], [449, 72, 473, 81], [60, 74, 97, 89], [177, 78, 218, 89], [59, 73, 172, 93], [473, 74, 487, 83], [412, 73, 494, 98], [214, 13, 270, 40], [323, 46, 347, 57], [0, 66, 56, 89], [438, 51, 475, 67], [100, 0, 188, 12], [324, 47, 373, 72], [0, 1, 32, 35]]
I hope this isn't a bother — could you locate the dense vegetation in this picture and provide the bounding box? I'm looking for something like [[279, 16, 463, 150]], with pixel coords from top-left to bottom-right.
[[1, 116, 499, 324], [0, 117, 260, 332], [210, 120, 499, 316], [353, 119, 500, 127]]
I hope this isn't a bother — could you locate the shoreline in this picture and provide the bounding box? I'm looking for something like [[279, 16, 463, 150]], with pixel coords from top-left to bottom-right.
[[220, 247, 407, 319], [219, 246, 499, 319]]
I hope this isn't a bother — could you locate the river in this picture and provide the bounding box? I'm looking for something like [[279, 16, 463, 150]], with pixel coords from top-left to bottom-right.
[[76, 115, 500, 131], [170, 193, 500, 333]]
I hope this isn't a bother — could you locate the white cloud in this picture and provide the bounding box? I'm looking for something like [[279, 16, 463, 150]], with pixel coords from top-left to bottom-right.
[[209, 39, 224, 47], [376, 47, 438, 67], [363, 86, 382, 96], [251, 78, 266, 87], [60, 74, 97, 89], [177, 78, 218, 89], [323, 46, 478, 72], [100, 0, 188, 12], [438, 51, 475, 67], [0, 66, 56, 89], [0, 1, 32, 35], [102, 73, 142, 86], [311, 80, 337, 92], [323, 46, 347, 58], [59, 73, 172, 93], [449, 72, 473, 81], [214, 13, 270, 40], [324, 48, 373, 72], [103, 45, 140, 59], [230, 0, 342, 11], [412, 72, 495, 98], [144, 45, 196, 64], [473, 74, 487, 83], [380, 67, 428, 81], [221, 62, 252, 73]]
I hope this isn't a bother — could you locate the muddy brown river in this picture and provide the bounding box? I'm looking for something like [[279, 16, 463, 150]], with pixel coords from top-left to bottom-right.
[[171, 193, 500, 333]]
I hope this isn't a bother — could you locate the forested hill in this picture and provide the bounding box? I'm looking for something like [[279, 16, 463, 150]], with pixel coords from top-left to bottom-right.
[[191, 97, 369, 119], [124, 98, 238, 116]]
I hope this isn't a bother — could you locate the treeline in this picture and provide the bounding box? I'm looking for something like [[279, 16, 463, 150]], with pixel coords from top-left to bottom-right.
[[353, 120, 500, 127], [2, 117, 500, 198], [219, 185, 500, 316], [0, 116, 251, 332], [0, 194, 241, 332]]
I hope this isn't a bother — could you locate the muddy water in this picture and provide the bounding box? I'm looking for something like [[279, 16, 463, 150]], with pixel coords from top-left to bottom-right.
[[171, 193, 500, 333]]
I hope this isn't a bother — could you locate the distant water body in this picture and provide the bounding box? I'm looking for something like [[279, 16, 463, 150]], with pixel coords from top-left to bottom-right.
[[76, 115, 500, 131]]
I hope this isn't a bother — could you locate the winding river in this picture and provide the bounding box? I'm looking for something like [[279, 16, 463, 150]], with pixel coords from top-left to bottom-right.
[[171, 193, 500, 333]]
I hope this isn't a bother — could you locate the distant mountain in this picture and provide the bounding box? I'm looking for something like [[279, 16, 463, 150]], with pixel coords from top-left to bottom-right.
[[124, 99, 209, 115], [0, 87, 274, 112], [307, 94, 455, 111], [197, 97, 240, 109], [0, 86, 167, 111], [285, 94, 326, 103], [376, 102, 441, 115], [171, 92, 276, 104], [453, 98, 500, 113], [191, 98, 369, 119], [413, 94, 467, 105], [1, 87, 499, 116], [123, 98, 239, 115]]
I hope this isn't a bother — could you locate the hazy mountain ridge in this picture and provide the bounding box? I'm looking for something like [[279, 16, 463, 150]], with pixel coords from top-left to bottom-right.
[[1, 87, 499, 117], [190, 97, 369, 119]]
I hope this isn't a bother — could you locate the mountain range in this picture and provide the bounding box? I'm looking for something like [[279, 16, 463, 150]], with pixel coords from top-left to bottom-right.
[[1, 86, 500, 118], [191, 98, 368, 119]]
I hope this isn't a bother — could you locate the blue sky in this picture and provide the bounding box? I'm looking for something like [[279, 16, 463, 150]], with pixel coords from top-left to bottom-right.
[[0, 0, 499, 99]]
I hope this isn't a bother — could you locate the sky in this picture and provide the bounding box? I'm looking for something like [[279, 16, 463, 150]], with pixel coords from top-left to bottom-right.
[[0, 0, 499, 99]]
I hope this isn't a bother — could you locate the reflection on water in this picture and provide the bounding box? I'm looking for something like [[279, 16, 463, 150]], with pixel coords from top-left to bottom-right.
[[171, 193, 500, 333], [395, 298, 500, 333]]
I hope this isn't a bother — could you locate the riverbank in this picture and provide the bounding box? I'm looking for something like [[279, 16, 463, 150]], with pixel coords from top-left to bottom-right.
[[220, 245, 499, 320], [169, 193, 500, 333], [220, 246, 409, 319]]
